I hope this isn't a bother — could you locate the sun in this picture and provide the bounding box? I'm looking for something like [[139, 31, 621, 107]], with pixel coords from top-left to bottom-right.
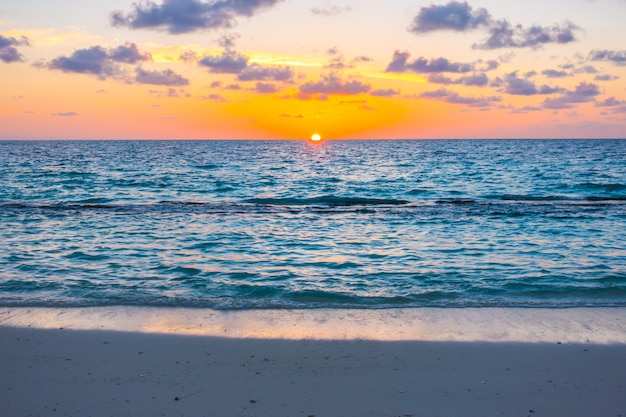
[[311, 133, 322, 142]]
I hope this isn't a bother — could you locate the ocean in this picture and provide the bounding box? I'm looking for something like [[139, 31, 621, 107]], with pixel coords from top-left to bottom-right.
[[1, 139, 625, 309]]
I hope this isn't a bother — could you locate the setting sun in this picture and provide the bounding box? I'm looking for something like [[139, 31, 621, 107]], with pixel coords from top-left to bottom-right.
[[311, 133, 322, 142]]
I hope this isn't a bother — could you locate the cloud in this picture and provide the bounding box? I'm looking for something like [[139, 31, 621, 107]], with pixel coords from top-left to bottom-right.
[[428, 72, 489, 86], [299, 73, 371, 96], [149, 87, 191, 97], [51, 111, 78, 117], [588, 50, 626, 65], [419, 89, 450, 99], [444, 92, 502, 107], [198, 50, 248, 73], [217, 32, 241, 49], [459, 73, 489, 86], [135, 67, 189, 85], [109, 42, 152, 63], [542, 81, 601, 109], [503, 72, 560, 95], [311, 5, 351, 16], [237, 64, 294, 81], [594, 74, 619, 81], [110, 0, 283, 34], [255, 82, 278, 93], [510, 105, 542, 113], [418, 88, 502, 107], [409, 1, 490, 33], [205, 93, 226, 101], [595, 97, 625, 107], [474, 20, 579, 50], [609, 105, 626, 114], [352, 55, 372, 64], [280, 113, 303, 118], [572, 65, 598, 75], [323, 53, 372, 70], [0, 34, 30, 63], [542, 69, 570, 78], [179, 50, 198, 62], [199, 49, 293, 83], [48, 46, 117, 77], [324, 55, 349, 70], [479, 59, 499, 71], [46, 43, 151, 79], [385, 50, 473, 73], [370, 88, 400, 97], [407, 1, 579, 50]]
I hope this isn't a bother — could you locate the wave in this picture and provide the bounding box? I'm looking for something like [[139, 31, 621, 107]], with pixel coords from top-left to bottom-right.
[[577, 182, 626, 192], [242, 195, 410, 207], [454, 195, 626, 203], [2, 195, 625, 217]]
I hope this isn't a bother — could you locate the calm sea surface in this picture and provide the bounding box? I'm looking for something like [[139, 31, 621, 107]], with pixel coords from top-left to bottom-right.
[[1, 139, 625, 309]]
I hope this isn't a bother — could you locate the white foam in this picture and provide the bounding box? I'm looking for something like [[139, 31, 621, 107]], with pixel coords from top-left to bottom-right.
[[1, 307, 625, 343]]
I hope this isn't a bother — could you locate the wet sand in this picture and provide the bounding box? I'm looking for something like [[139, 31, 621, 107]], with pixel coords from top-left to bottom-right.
[[1, 307, 625, 417]]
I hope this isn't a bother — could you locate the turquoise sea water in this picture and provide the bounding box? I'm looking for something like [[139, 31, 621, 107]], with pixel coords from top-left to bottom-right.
[[1, 139, 625, 309]]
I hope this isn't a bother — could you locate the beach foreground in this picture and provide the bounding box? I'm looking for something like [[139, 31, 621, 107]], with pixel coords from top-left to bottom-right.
[[1, 308, 625, 417]]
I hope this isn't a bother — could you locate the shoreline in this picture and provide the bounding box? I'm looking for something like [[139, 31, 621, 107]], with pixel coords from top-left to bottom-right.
[[2, 307, 625, 416], [1, 306, 625, 343]]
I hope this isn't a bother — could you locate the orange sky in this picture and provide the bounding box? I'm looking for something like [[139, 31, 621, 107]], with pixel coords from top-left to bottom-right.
[[1, 0, 626, 139]]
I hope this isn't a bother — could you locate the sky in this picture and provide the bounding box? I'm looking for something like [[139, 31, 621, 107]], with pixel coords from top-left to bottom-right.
[[1, 0, 626, 139]]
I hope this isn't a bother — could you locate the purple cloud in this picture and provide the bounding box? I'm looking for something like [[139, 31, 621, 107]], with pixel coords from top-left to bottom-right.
[[325, 55, 348, 70], [300, 73, 371, 95], [542, 69, 570, 78], [428, 72, 489, 86], [481, 59, 499, 71], [206, 93, 226, 101], [407, 2, 579, 50], [109, 42, 152, 63], [255, 82, 278, 93], [385, 50, 473, 74], [594, 74, 619, 82], [48, 46, 116, 77], [135, 67, 189, 86], [573, 65, 598, 75], [0, 34, 30, 63], [311, 5, 351, 17], [409, 1, 490, 33], [47, 43, 151, 79], [419, 88, 451, 99], [370, 88, 400, 97], [237, 64, 294, 81], [110, 0, 283, 34], [543, 81, 601, 109], [352, 55, 372, 64], [419, 88, 501, 107], [474, 20, 579, 50], [198, 50, 248, 73], [595, 97, 625, 107], [217, 32, 241, 49], [589, 50, 626, 65], [51, 111, 78, 117], [504, 72, 560, 95]]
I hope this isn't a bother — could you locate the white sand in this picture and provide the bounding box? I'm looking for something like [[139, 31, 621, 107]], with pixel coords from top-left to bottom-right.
[[1, 307, 625, 417]]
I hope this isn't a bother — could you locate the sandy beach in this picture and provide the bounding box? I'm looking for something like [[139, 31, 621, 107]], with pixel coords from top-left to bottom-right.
[[2, 307, 625, 417]]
